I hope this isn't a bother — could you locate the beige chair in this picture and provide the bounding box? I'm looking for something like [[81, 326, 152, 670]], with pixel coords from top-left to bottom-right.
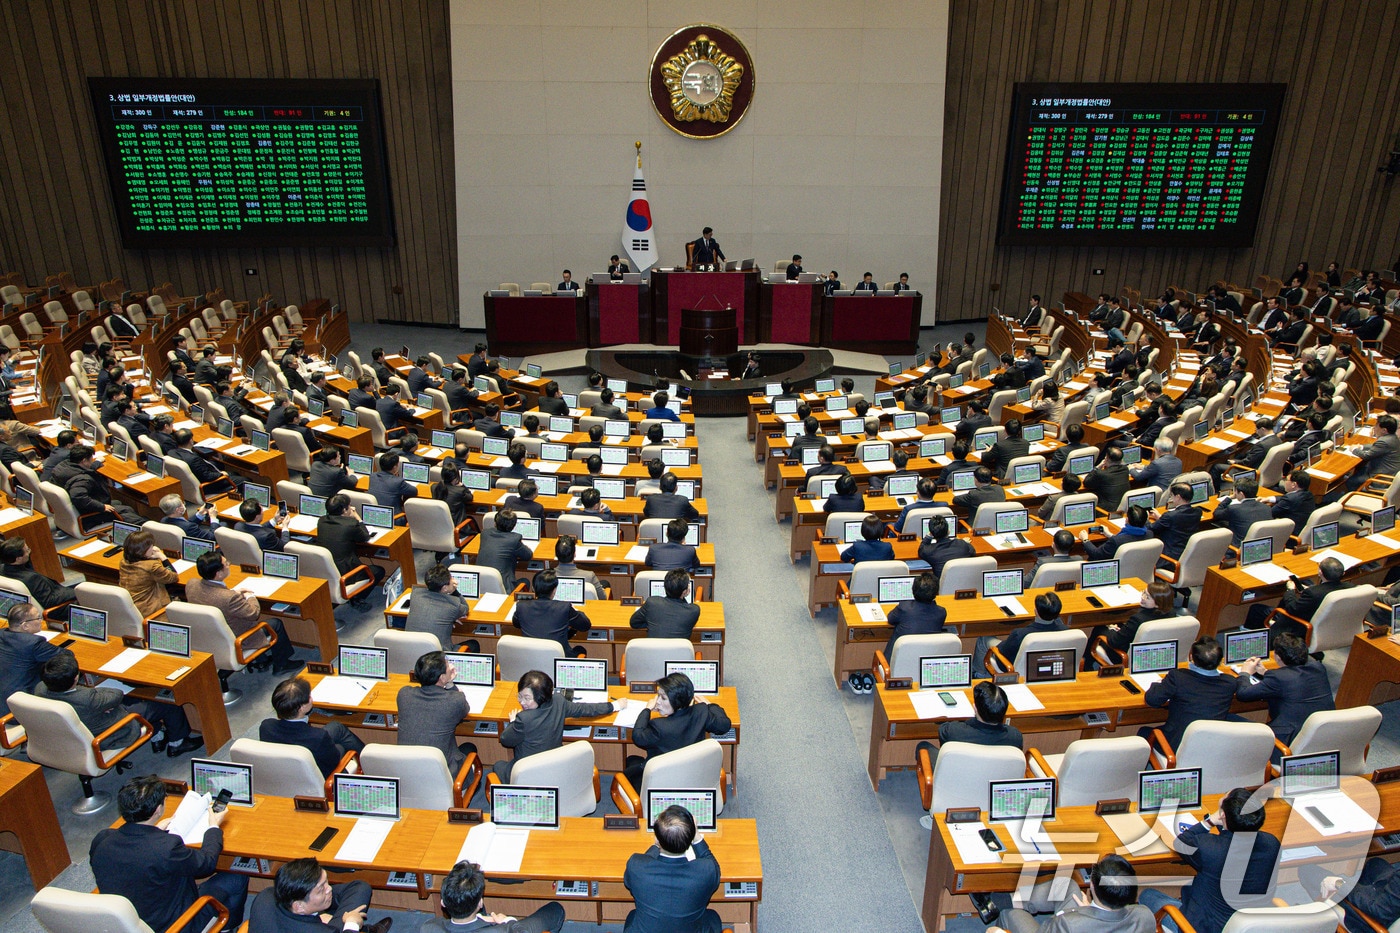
[[404, 499, 472, 558], [1266, 583, 1378, 653], [372, 629, 442, 675], [1028, 736, 1150, 807], [970, 501, 1025, 531], [918, 741, 1026, 827], [162, 455, 223, 506], [621, 638, 696, 684], [939, 556, 998, 596], [31, 886, 228, 933], [1115, 538, 1164, 586], [1239, 517, 1294, 556], [164, 601, 276, 704], [7, 692, 152, 813], [487, 741, 599, 817], [271, 427, 313, 480], [496, 634, 564, 682], [447, 564, 508, 596], [229, 737, 341, 799], [1272, 706, 1382, 780], [278, 480, 315, 507], [75, 581, 151, 642], [1091, 615, 1200, 668], [1161, 903, 1344, 933], [285, 541, 374, 607], [355, 406, 402, 450], [1046, 492, 1098, 525], [213, 526, 264, 572], [1155, 527, 1232, 606], [612, 739, 725, 820], [41, 481, 109, 539], [848, 560, 911, 599], [142, 519, 186, 554], [1028, 561, 1084, 589], [1294, 502, 1342, 549], [358, 743, 481, 810], [1148, 720, 1275, 795], [631, 569, 672, 599], [988, 629, 1088, 678], [874, 632, 963, 683], [556, 514, 604, 539], [899, 506, 953, 536]]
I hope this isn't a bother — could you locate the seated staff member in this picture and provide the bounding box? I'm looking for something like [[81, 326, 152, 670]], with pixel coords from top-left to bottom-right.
[[0, 537, 75, 618], [431, 461, 473, 528], [260, 675, 365, 778], [308, 446, 358, 498], [0, 603, 62, 717], [39, 651, 202, 757], [623, 671, 731, 789], [494, 669, 623, 780], [186, 549, 301, 674], [512, 568, 591, 657], [396, 651, 476, 773], [644, 391, 680, 422], [1233, 632, 1334, 756], [840, 514, 893, 565], [801, 443, 848, 491], [249, 857, 391, 933], [368, 450, 418, 517], [630, 569, 700, 639], [646, 518, 702, 572], [428, 860, 565, 933], [642, 472, 701, 521], [91, 775, 248, 933], [951, 466, 1004, 516], [50, 444, 143, 526], [404, 563, 470, 650], [476, 508, 534, 592], [1140, 636, 1237, 746], [1148, 482, 1201, 563], [624, 805, 724, 933]]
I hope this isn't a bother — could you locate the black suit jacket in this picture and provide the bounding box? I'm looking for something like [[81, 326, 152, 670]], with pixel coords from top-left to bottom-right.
[[90, 822, 225, 932], [630, 596, 701, 639], [1234, 661, 1334, 746], [1271, 488, 1316, 535], [624, 839, 722, 933], [884, 599, 949, 659], [1213, 497, 1273, 546], [476, 527, 533, 589], [1143, 667, 1239, 748], [1177, 822, 1280, 933], [691, 237, 723, 266], [982, 437, 1030, 478], [937, 717, 1023, 749], [538, 396, 570, 416], [917, 537, 975, 585], [512, 598, 590, 654], [1083, 463, 1130, 513], [259, 718, 345, 776], [631, 702, 731, 765], [0, 628, 63, 715], [642, 493, 700, 521], [316, 513, 371, 575], [1151, 504, 1202, 560]]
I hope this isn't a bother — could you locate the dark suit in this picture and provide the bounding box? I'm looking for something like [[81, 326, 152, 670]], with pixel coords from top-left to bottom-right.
[[375, 395, 412, 432], [1176, 821, 1280, 933], [918, 537, 975, 585], [1356, 433, 1400, 480], [999, 618, 1068, 666], [444, 382, 479, 415], [236, 520, 288, 553], [884, 599, 949, 658], [1353, 314, 1385, 341], [259, 717, 365, 777], [164, 512, 216, 541], [405, 366, 439, 397], [629, 702, 732, 779], [1083, 463, 1130, 514], [496, 696, 613, 779], [938, 717, 1023, 749], [1234, 660, 1334, 748], [801, 461, 848, 491], [1213, 497, 1274, 547], [1047, 443, 1090, 474], [1271, 488, 1316, 535], [646, 542, 701, 572], [1336, 860, 1400, 933], [37, 682, 190, 748], [405, 587, 469, 650], [623, 839, 723, 933], [1151, 504, 1202, 560], [316, 513, 372, 575], [952, 484, 1005, 517], [170, 446, 230, 487], [422, 906, 565, 933], [473, 417, 513, 439], [397, 682, 470, 771], [538, 395, 570, 416], [91, 822, 247, 933], [512, 598, 590, 654], [308, 461, 357, 498], [1142, 667, 1238, 747], [249, 881, 371, 933], [855, 280, 878, 292], [476, 527, 533, 589], [1132, 453, 1182, 490], [630, 596, 701, 639], [643, 493, 700, 522], [840, 538, 895, 564], [369, 470, 417, 511], [1082, 524, 1152, 561], [982, 436, 1030, 478], [1, 562, 76, 610], [0, 629, 63, 715], [691, 236, 724, 266]]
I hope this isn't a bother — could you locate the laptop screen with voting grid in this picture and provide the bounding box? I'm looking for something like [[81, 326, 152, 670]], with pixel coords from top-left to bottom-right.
[[449, 570, 481, 599], [921, 515, 958, 539], [515, 517, 542, 542], [593, 479, 626, 500], [1081, 560, 1120, 588], [191, 759, 253, 807], [111, 520, 139, 547], [948, 374, 966, 389], [840, 418, 864, 436], [941, 406, 961, 426], [334, 775, 400, 821], [217, 417, 234, 437], [401, 462, 430, 484], [338, 645, 388, 680], [1130, 640, 1177, 674], [664, 660, 719, 694], [920, 655, 972, 689], [462, 470, 490, 491], [974, 431, 997, 452], [773, 398, 797, 414], [500, 411, 522, 428], [784, 422, 804, 439], [604, 420, 630, 438], [1094, 401, 1112, 422], [1139, 767, 1202, 813], [1193, 419, 1210, 441], [662, 448, 691, 467], [816, 477, 840, 499], [983, 569, 1023, 597], [432, 430, 456, 449], [553, 576, 586, 606], [362, 505, 395, 531], [842, 521, 863, 544], [765, 382, 783, 397], [581, 522, 619, 546], [1012, 462, 1043, 484], [482, 437, 509, 456], [1121, 445, 1142, 465], [1239, 537, 1272, 567], [1311, 521, 1340, 549], [920, 437, 947, 459], [1068, 455, 1094, 476], [244, 483, 271, 508], [549, 416, 573, 434], [995, 510, 1029, 534], [989, 778, 1056, 822], [1375, 507, 1396, 534], [110, 437, 129, 461], [1224, 629, 1269, 665], [894, 412, 917, 430], [540, 443, 567, 462], [662, 420, 685, 437], [0, 591, 27, 618], [599, 447, 628, 466], [147, 455, 166, 479], [347, 454, 373, 475], [308, 398, 325, 418], [1126, 491, 1157, 513], [1017, 385, 1033, 403], [877, 575, 916, 603], [886, 475, 918, 497], [951, 471, 976, 491], [607, 378, 628, 393], [445, 652, 495, 687], [262, 551, 299, 580], [251, 430, 270, 451], [299, 494, 328, 517], [1025, 649, 1077, 683], [181, 538, 214, 562], [800, 447, 822, 467], [1023, 423, 1046, 443], [815, 378, 836, 393], [1062, 501, 1095, 527], [68, 606, 107, 642], [647, 788, 717, 831], [147, 620, 190, 658], [1190, 481, 1210, 504], [554, 658, 607, 693], [1281, 750, 1341, 798], [861, 443, 892, 463], [492, 785, 559, 829]]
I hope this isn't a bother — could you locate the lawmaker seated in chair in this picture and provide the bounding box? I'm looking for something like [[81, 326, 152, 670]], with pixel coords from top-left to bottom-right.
[[494, 669, 624, 781]]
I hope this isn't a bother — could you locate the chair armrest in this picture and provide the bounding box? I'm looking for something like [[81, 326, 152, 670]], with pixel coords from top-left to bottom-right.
[[611, 773, 641, 815], [322, 749, 362, 799], [917, 744, 934, 810], [143, 607, 170, 624], [338, 563, 373, 598], [1147, 728, 1176, 769], [0, 713, 25, 748], [164, 895, 228, 933], [40, 599, 74, 623], [1155, 904, 1196, 933], [1266, 738, 1294, 779], [453, 515, 478, 546], [92, 712, 153, 769], [836, 580, 850, 601], [232, 621, 277, 665], [1087, 632, 1122, 667], [1153, 554, 1181, 583], [1027, 747, 1058, 779], [453, 752, 482, 808], [873, 650, 891, 683], [984, 644, 1012, 675]]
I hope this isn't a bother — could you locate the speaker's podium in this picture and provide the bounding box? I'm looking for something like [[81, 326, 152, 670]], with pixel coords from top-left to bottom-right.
[[679, 307, 737, 363], [651, 269, 760, 347]]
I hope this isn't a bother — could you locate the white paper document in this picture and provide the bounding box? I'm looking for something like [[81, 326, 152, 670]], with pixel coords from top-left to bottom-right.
[[1367, 534, 1400, 551], [948, 822, 1002, 865], [1098, 417, 1131, 429], [1102, 812, 1171, 856], [531, 461, 561, 474], [235, 577, 286, 599], [1199, 437, 1234, 451], [612, 702, 645, 729], [166, 790, 213, 845], [99, 648, 150, 674], [856, 602, 889, 622], [288, 515, 319, 534], [1007, 482, 1058, 497], [457, 685, 495, 713], [196, 438, 232, 450], [1130, 672, 1163, 691], [335, 817, 395, 862], [455, 822, 530, 872], [69, 538, 111, 558], [1241, 563, 1293, 585], [990, 596, 1027, 616], [0, 508, 28, 526], [1000, 683, 1045, 712], [909, 689, 974, 720], [1293, 792, 1379, 837], [1310, 549, 1361, 571], [310, 676, 374, 707], [1090, 584, 1141, 607], [625, 545, 649, 562], [121, 472, 156, 485], [95, 677, 136, 694], [472, 593, 508, 614]]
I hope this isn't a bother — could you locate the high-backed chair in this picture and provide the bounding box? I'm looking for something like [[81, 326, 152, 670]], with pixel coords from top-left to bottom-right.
[[988, 629, 1088, 678], [556, 514, 604, 539], [447, 564, 508, 596], [1294, 502, 1342, 548], [1091, 615, 1199, 667], [848, 560, 912, 598], [355, 406, 403, 450], [285, 541, 373, 606], [75, 581, 150, 642], [621, 638, 696, 684], [31, 887, 228, 933], [1115, 538, 1164, 586], [1148, 720, 1275, 795], [918, 741, 1026, 827], [7, 692, 152, 813], [486, 741, 599, 817], [404, 499, 473, 559], [612, 739, 724, 819], [372, 629, 442, 675], [1239, 518, 1294, 555], [359, 744, 481, 810], [213, 526, 264, 572], [938, 556, 998, 595], [1028, 736, 1150, 807], [142, 520, 186, 554], [822, 511, 871, 540], [970, 501, 1025, 530], [229, 737, 341, 799], [42, 481, 109, 538], [1155, 527, 1232, 606], [874, 632, 963, 683], [270, 427, 313, 480], [1265, 583, 1377, 653], [1028, 561, 1084, 589], [164, 601, 276, 704], [496, 634, 564, 682]]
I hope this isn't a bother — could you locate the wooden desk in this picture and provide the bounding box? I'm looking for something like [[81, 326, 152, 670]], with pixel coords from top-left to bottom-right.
[[58, 541, 340, 661], [60, 633, 233, 753], [460, 537, 717, 599], [823, 294, 921, 354], [301, 678, 743, 789], [0, 510, 63, 582], [385, 594, 727, 678], [482, 293, 589, 357], [1337, 632, 1400, 709], [0, 759, 71, 889]]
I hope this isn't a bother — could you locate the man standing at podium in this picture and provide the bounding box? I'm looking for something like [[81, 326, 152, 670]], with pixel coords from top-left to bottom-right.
[[786, 254, 803, 279], [691, 227, 724, 268]]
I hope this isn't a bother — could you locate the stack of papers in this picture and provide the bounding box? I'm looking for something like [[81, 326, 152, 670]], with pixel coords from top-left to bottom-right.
[[457, 684, 495, 712], [309, 676, 374, 707], [1102, 813, 1172, 856], [165, 790, 214, 844], [988, 535, 1028, 552], [69, 539, 112, 558], [472, 593, 508, 614], [855, 603, 888, 622], [613, 702, 645, 728], [99, 648, 151, 674], [1000, 684, 1044, 712], [1368, 534, 1400, 551], [1241, 563, 1292, 585], [1310, 549, 1361, 571], [625, 545, 649, 562], [336, 818, 395, 862], [1129, 672, 1163, 691], [948, 822, 1002, 865], [1007, 482, 1058, 497], [1199, 437, 1234, 451], [990, 596, 1027, 616], [196, 438, 232, 450], [909, 689, 974, 720], [122, 472, 157, 485], [236, 577, 287, 598], [455, 822, 529, 872], [1089, 584, 1141, 607], [0, 507, 30, 525]]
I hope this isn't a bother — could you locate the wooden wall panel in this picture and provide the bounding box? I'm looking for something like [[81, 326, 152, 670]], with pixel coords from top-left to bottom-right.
[[938, 0, 1400, 323], [0, 0, 456, 326]]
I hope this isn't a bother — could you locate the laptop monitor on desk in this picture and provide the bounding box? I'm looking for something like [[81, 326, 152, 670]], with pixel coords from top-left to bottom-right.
[[449, 569, 481, 599], [445, 652, 495, 687], [553, 658, 608, 703], [68, 606, 107, 643], [262, 551, 299, 581], [191, 759, 253, 808], [1138, 767, 1202, 813], [950, 471, 977, 492], [1129, 640, 1177, 675], [337, 645, 388, 681], [646, 788, 717, 830], [1120, 445, 1142, 466], [1310, 521, 1340, 550], [1024, 648, 1077, 684], [1012, 462, 1043, 484], [111, 520, 140, 548], [333, 775, 400, 821], [885, 475, 918, 498], [1125, 491, 1157, 514], [1239, 537, 1272, 568], [401, 462, 430, 484], [982, 569, 1024, 597], [1374, 507, 1396, 535], [920, 655, 972, 689], [492, 785, 559, 829], [243, 483, 271, 508], [1081, 560, 1120, 588], [876, 575, 916, 603], [431, 429, 457, 449], [664, 660, 719, 695], [988, 778, 1056, 822], [1061, 501, 1096, 527], [298, 494, 328, 518], [994, 509, 1029, 534], [815, 378, 835, 394], [147, 620, 191, 658], [1022, 423, 1046, 443], [592, 478, 626, 501], [581, 522, 620, 546], [553, 576, 586, 606], [1067, 454, 1095, 477], [181, 538, 214, 563], [940, 406, 961, 427], [1280, 750, 1341, 799], [361, 505, 395, 531], [920, 437, 947, 459], [1224, 629, 1269, 665]]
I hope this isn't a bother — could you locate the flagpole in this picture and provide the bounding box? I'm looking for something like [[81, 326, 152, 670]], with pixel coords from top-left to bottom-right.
[[636, 140, 642, 168]]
